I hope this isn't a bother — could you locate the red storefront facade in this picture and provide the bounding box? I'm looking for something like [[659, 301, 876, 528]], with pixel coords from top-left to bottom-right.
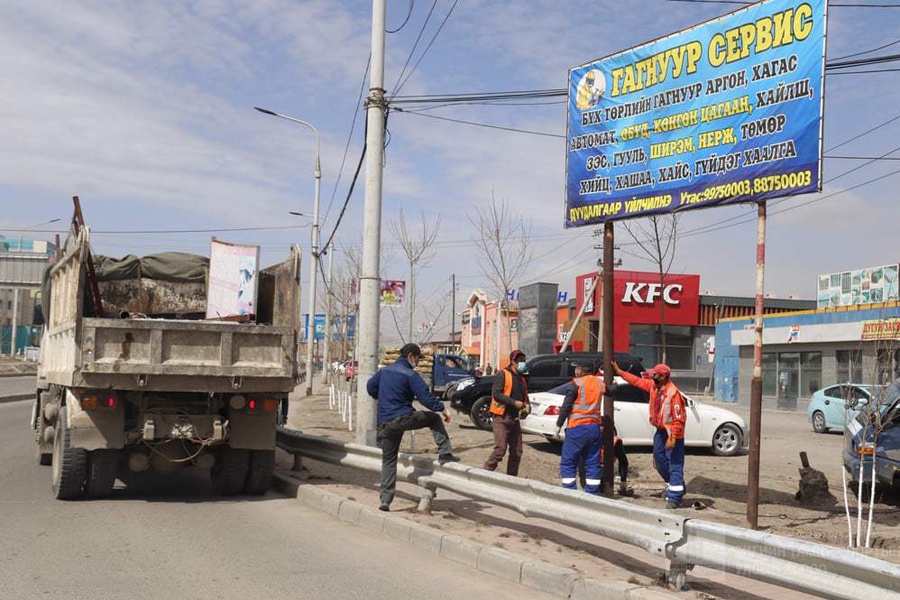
[[561, 270, 702, 370]]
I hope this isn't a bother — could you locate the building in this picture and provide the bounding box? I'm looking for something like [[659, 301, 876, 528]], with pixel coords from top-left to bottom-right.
[[459, 289, 519, 370], [0, 236, 57, 354], [716, 302, 900, 409], [558, 270, 814, 393]]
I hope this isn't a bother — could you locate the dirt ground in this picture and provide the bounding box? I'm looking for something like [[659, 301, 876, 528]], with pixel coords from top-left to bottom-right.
[[283, 381, 900, 575], [0, 356, 37, 376]]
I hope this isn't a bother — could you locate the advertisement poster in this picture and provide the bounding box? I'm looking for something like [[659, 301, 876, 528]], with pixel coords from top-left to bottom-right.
[[817, 264, 900, 309], [566, 0, 827, 227], [206, 238, 260, 319], [380, 279, 406, 307]]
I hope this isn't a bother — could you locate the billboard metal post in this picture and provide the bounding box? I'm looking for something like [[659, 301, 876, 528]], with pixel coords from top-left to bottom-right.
[[747, 201, 767, 529], [601, 222, 616, 495]]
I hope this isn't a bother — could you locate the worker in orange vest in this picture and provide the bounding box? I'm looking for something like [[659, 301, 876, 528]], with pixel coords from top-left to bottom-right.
[[554, 361, 605, 494], [483, 349, 530, 476], [613, 361, 687, 508]]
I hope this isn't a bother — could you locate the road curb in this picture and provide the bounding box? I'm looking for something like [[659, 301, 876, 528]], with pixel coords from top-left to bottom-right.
[[272, 472, 683, 599], [0, 393, 32, 405]]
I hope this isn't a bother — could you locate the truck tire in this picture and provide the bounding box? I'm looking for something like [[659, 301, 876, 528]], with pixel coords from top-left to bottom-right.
[[470, 396, 494, 431], [51, 406, 87, 500], [210, 447, 249, 496], [244, 449, 276, 495], [85, 449, 119, 499]]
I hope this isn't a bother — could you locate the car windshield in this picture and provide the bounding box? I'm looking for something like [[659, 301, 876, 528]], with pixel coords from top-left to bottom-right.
[[442, 356, 464, 369]]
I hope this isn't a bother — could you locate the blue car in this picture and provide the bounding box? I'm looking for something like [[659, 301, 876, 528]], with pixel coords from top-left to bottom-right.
[[843, 379, 900, 490], [807, 383, 882, 433]]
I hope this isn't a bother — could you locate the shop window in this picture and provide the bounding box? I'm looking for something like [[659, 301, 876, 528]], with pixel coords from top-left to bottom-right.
[[629, 324, 694, 370], [761, 353, 777, 396], [836, 349, 863, 383], [877, 349, 893, 385], [800, 352, 822, 396]]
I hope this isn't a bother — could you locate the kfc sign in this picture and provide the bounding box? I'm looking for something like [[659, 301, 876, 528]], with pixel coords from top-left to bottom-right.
[[621, 282, 683, 306]]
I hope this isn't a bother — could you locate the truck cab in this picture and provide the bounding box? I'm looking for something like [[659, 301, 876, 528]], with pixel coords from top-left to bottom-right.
[[431, 353, 472, 394]]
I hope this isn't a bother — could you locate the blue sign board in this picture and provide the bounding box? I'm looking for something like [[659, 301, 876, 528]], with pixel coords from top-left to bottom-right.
[[303, 313, 356, 342], [565, 0, 827, 227]]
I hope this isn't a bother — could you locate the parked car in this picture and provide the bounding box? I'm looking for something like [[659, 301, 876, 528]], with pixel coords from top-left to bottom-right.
[[807, 383, 883, 433], [522, 387, 748, 456], [448, 352, 646, 430], [843, 378, 900, 489], [344, 360, 358, 381]]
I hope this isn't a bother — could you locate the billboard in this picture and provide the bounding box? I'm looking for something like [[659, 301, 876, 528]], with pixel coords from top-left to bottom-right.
[[206, 238, 259, 319], [565, 0, 827, 227], [817, 264, 900, 309]]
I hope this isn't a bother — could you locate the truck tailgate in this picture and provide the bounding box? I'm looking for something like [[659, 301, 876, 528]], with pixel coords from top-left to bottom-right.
[[81, 318, 294, 379]]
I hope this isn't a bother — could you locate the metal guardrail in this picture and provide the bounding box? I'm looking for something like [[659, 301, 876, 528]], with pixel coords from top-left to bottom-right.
[[276, 429, 900, 597]]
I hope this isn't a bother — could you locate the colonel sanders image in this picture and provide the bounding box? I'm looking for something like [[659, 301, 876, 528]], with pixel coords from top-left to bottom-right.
[[576, 69, 606, 110]]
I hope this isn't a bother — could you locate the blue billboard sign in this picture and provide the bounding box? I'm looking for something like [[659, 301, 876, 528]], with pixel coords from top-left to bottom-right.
[[565, 0, 827, 227], [303, 313, 357, 342]]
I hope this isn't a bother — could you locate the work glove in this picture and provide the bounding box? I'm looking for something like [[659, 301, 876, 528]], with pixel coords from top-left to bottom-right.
[[665, 434, 676, 450], [518, 403, 531, 419]]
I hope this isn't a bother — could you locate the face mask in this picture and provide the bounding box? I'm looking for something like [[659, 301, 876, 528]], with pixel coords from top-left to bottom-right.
[[517, 361, 526, 372]]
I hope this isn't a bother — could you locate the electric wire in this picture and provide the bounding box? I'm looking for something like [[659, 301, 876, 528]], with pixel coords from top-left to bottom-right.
[[323, 57, 370, 227], [394, 0, 460, 95], [392, 0, 440, 93], [832, 38, 900, 61], [393, 108, 564, 138], [386, 0, 415, 33]]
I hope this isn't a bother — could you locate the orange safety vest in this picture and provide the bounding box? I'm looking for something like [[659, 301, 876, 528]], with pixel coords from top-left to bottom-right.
[[490, 369, 528, 416], [567, 375, 604, 428]]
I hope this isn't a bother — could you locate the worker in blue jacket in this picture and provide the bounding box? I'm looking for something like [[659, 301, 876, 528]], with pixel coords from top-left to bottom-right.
[[367, 343, 460, 512]]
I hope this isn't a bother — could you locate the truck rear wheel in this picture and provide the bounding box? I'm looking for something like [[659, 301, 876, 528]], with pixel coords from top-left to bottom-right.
[[244, 450, 275, 495], [36, 392, 53, 466], [85, 449, 119, 499], [51, 406, 87, 500], [210, 447, 249, 496]]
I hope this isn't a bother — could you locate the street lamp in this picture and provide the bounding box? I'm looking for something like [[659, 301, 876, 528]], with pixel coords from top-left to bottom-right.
[[19, 218, 61, 251], [256, 106, 322, 396]]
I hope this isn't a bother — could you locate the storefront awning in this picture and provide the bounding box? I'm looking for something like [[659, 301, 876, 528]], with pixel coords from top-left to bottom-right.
[[463, 345, 480, 356]]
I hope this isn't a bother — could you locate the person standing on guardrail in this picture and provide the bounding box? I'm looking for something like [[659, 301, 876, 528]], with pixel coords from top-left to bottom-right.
[[612, 361, 687, 509], [484, 349, 530, 476], [553, 361, 605, 494], [367, 343, 460, 512]]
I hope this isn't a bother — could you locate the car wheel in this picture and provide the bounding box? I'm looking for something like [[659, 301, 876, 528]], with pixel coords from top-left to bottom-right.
[[469, 396, 494, 431], [811, 411, 828, 434], [711, 423, 742, 456]]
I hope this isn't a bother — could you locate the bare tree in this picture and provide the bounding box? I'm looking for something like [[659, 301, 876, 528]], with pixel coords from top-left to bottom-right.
[[622, 214, 680, 363], [388, 208, 441, 343], [468, 192, 533, 355]]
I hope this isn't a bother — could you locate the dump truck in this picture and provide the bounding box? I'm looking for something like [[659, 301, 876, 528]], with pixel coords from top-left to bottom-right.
[[32, 211, 300, 500]]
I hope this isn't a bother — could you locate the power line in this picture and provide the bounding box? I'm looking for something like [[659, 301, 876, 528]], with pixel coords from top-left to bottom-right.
[[831, 38, 900, 61], [386, 0, 415, 33], [2, 224, 310, 235], [826, 112, 900, 151], [666, 0, 900, 5], [394, 0, 460, 95], [392, 0, 439, 93], [828, 155, 900, 160], [323, 57, 370, 227], [394, 108, 564, 138]]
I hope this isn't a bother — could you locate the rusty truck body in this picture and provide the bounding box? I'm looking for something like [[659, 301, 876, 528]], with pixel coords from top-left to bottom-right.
[[32, 226, 300, 499]]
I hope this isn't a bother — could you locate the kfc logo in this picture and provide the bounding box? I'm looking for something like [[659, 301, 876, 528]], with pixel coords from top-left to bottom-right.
[[621, 282, 683, 305]]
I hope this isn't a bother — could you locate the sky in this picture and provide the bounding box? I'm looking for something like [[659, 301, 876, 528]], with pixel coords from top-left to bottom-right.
[[1, 0, 898, 344]]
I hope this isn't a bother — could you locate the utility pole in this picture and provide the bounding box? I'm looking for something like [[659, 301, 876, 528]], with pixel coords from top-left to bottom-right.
[[355, 0, 387, 445], [747, 201, 767, 528], [601, 222, 616, 495], [451, 274, 456, 349], [407, 258, 414, 343], [321, 245, 334, 384]]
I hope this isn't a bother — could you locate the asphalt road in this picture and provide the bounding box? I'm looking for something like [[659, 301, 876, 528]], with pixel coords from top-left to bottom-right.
[[0, 400, 557, 600], [0, 375, 36, 398]]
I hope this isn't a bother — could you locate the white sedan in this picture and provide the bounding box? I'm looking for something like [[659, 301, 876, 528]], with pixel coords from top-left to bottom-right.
[[522, 386, 748, 456]]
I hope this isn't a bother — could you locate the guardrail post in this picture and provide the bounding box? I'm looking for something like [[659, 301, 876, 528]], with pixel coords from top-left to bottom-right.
[[417, 486, 436, 514], [292, 454, 303, 472], [667, 562, 694, 591], [348, 393, 353, 431]]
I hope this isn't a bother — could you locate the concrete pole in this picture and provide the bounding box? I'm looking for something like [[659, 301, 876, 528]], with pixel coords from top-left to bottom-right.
[[321, 245, 334, 384], [747, 201, 767, 529], [355, 0, 387, 446], [451, 274, 456, 348], [10, 289, 19, 357], [305, 153, 321, 396]]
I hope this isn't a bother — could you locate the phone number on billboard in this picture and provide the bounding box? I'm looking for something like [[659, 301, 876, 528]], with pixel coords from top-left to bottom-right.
[[692, 170, 813, 203]]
